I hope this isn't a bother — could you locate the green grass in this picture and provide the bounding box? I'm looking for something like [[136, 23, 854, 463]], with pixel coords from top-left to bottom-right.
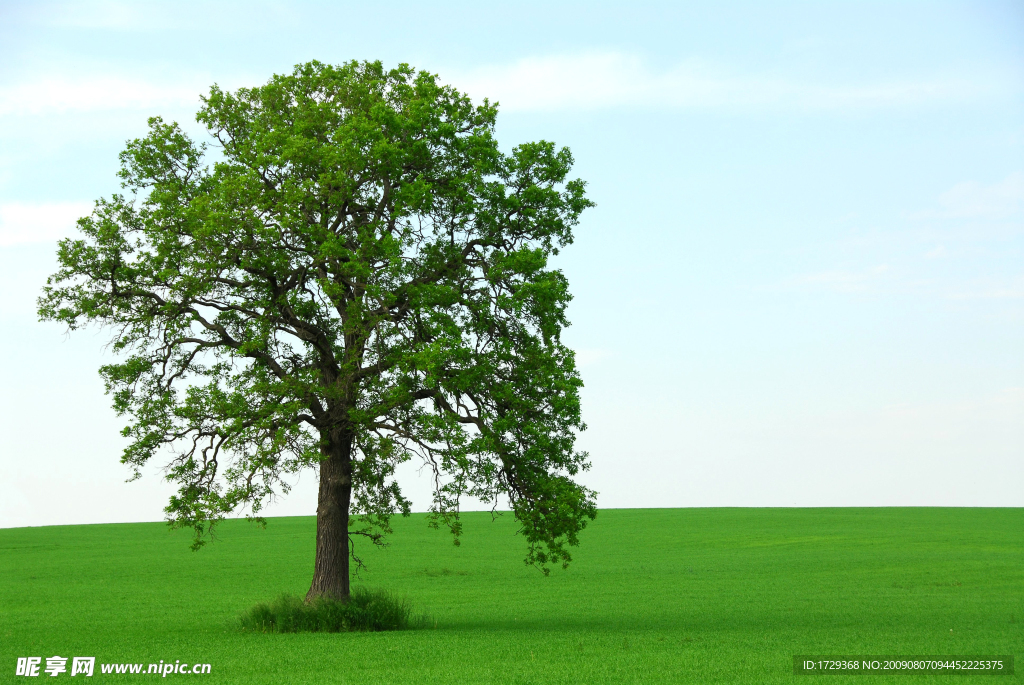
[[1, 508, 1020, 684]]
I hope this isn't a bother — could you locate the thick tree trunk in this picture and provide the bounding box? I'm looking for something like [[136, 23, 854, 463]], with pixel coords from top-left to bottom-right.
[[306, 428, 353, 601]]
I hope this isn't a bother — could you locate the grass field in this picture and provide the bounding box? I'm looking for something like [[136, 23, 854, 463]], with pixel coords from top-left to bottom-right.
[[2, 508, 1020, 684]]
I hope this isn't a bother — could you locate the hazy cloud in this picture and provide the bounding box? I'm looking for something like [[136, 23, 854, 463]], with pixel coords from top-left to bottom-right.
[[948, 275, 1024, 301], [797, 264, 892, 293], [913, 172, 1024, 220], [449, 52, 993, 113]]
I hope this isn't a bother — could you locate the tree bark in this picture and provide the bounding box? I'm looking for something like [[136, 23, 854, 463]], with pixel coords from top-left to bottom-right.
[[306, 427, 352, 601]]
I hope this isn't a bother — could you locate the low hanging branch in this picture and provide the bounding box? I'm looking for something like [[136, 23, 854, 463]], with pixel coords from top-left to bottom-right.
[[39, 59, 597, 600]]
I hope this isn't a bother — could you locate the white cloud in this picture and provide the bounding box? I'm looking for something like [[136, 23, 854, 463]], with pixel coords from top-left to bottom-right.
[[449, 52, 988, 113], [41, 0, 163, 30], [0, 52, 992, 119], [0, 75, 207, 116], [34, 0, 297, 32], [913, 171, 1024, 220], [0, 201, 93, 247], [793, 261, 1023, 302], [574, 348, 612, 368]]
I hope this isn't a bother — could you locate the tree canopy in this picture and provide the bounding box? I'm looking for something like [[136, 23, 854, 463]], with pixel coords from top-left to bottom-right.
[[38, 60, 596, 599]]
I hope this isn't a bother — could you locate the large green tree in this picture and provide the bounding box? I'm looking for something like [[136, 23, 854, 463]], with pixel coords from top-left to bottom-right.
[[39, 60, 595, 600]]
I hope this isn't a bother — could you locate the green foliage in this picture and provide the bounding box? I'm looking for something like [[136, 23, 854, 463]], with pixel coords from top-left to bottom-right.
[[239, 588, 413, 632], [37, 59, 596, 568], [2, 509, 1020, 684]]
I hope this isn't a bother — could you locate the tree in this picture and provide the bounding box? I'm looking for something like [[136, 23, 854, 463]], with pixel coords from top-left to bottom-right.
[[38, 60, 596, 600]]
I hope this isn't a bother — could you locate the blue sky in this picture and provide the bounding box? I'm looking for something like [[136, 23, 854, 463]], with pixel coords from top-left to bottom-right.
[[1, 0, 1021, 527]]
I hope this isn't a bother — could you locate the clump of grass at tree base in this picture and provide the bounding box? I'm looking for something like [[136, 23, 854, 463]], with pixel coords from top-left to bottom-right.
[[239, 587, 416, 633]]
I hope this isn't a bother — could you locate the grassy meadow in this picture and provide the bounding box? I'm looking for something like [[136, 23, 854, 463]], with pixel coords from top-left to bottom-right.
[[1, 508, 1021, 684]]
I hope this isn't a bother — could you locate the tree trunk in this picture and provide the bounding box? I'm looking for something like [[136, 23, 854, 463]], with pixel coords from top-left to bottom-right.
[[306, 428, 352, 601]]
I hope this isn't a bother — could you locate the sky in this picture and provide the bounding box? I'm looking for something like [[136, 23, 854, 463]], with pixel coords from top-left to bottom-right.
[[0, 0, 1022, 529]]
